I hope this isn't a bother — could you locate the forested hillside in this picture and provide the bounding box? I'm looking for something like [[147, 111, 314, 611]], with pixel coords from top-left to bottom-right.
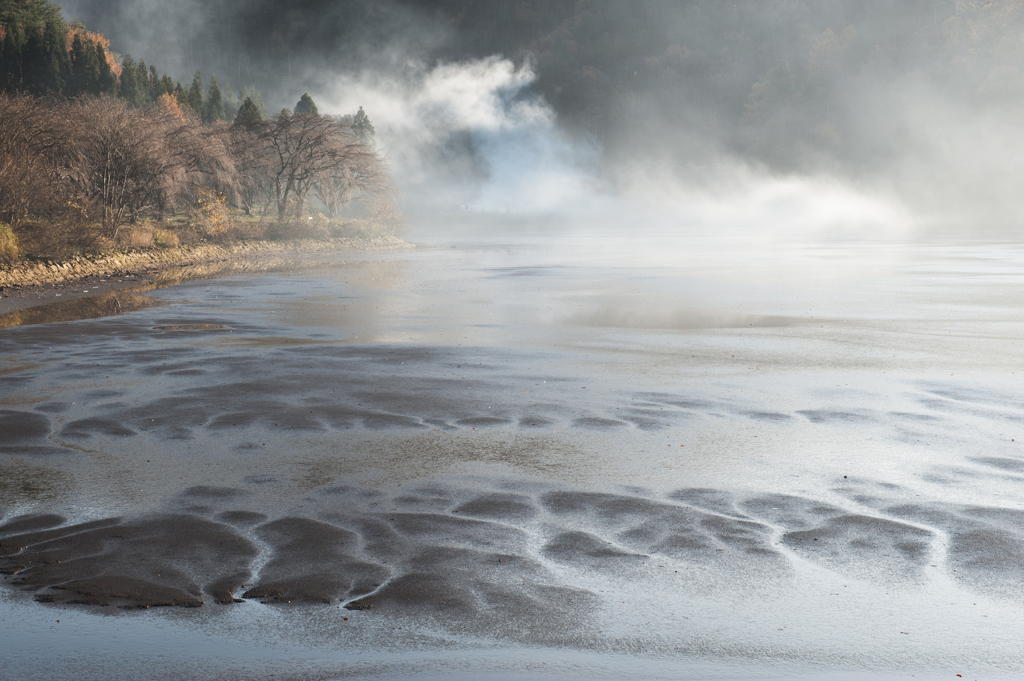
[[0, 0, 399, 265], [0, 0, 268, 123]]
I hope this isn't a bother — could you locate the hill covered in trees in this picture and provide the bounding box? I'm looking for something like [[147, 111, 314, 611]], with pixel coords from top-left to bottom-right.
[[0, 0, 399, 266], [0, 0, 267, 124]]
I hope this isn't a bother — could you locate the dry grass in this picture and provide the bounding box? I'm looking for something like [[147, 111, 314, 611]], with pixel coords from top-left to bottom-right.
[[152, 228, 180, 248], [116, 223, 155, 250], [12, 215, 107, 260], [257, 213, 393, 241], [0, 222, 19, 264]]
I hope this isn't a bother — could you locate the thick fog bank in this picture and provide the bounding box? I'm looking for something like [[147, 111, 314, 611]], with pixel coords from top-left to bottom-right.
[[320, 54, 916, 246], [57, 0, 1024, 235]]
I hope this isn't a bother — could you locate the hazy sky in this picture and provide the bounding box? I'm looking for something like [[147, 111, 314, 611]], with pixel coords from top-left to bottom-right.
[[57, 0, 1024, 232]]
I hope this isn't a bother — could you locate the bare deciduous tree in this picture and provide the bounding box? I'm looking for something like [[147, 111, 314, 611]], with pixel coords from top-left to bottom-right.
[[53, 97, 236, 237], [55, 98, 168, 236], [0, 94, 67, 227], [226, 124, 273, 217], [260, 111, 386, 221], [313, 124, 392, 219], [0, 94, 403, 255], [163, 119, 236, 216]]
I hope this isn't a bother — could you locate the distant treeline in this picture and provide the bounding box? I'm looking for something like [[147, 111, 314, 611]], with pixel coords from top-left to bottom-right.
[[0, 0, 265, 125], [0, 91, 397, 263]]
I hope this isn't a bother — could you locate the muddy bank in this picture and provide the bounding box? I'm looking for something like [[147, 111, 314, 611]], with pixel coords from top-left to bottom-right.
[[0, 235, 413, 291]]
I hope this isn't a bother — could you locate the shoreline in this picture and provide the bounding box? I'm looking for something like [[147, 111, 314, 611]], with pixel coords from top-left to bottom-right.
[[0, 235, 414, 314], [0, 234, 413, 290]]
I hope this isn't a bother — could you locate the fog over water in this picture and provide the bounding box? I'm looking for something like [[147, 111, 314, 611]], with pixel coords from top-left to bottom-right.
[[4, 2, 1024, 681]]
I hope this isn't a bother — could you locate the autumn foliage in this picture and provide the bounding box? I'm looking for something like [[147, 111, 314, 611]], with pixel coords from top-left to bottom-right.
[[0, 92, 397, 258], [157, 93, 186, 122], [64, 24, 121, 79], [0, 1, 398, 259]]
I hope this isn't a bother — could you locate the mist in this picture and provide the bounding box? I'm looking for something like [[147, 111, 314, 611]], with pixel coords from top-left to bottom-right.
[[315, 55, 599, 216], [51, 0, 1024, 240], [7, 3, 1024, 677]]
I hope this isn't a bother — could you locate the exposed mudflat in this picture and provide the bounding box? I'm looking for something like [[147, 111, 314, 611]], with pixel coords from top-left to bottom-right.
[[1, 226, 1022, 680]]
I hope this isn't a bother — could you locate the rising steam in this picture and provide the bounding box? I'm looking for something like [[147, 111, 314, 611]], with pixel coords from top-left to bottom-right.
[[318, 56, 600, 216], [316, 55, 909, 248]]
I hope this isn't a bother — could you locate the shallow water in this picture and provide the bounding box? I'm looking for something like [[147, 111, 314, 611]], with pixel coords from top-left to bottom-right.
[[1, 223, 1023, 680]]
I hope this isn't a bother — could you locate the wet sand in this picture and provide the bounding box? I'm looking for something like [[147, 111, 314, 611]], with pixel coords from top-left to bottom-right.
[[1, 226, 1023, 680]]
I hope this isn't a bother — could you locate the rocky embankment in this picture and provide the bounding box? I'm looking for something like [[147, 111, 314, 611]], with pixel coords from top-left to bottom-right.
[[0, 235, 412, 289]]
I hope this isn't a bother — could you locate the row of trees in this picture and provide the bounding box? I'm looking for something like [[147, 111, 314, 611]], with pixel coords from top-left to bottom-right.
[[167, 70, 266, 126], [0, 0, 399, 257], [232, 96, 391, 222], [1, 94, 229, 239], [0, 91, 396, 249]]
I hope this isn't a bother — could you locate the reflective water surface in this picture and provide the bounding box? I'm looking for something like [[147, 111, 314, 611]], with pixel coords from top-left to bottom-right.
[[1, 224, 1023, 680]]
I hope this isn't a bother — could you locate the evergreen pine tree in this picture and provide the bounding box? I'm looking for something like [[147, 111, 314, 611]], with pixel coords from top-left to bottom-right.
[[255, 92, 268, 118], [119, 53, 143, 105], [0, 22, 24, 91], [187, 70, 204, 116], [42, 46, 63, 94], [95, 43, 116, 95], [221, 80, 238, 119], [352, 106, 375, 144], [43, 16, 69, 94], [66, 33, 80, 94], [68, 32, 94, 95], [149, 65, 162, 97], [6, 8, 68, 96], [21, 23, 44, 94], [233, 96, 264, 130], [173, 81, 188, 113], [204, 74, 225, 123], [239, 86, 268, 119], [294, 92, 317, 115], [239, 86, 255, 114], [3, 1, 64, 30], [136, 58, 149, 103]]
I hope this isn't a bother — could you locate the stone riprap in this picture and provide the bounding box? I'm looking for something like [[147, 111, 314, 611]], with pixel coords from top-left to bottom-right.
[[0, 235, 412, 289]]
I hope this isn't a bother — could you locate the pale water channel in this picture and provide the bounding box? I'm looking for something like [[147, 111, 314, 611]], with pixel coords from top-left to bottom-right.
[[1, 222, 1023, 680]]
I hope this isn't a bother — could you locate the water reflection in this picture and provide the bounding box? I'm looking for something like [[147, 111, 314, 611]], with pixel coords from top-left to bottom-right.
[[567, 305, 796, 329], [0, 257, 407, 329], [0, 460, 72, 505], [0, 291, 159, 328]]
